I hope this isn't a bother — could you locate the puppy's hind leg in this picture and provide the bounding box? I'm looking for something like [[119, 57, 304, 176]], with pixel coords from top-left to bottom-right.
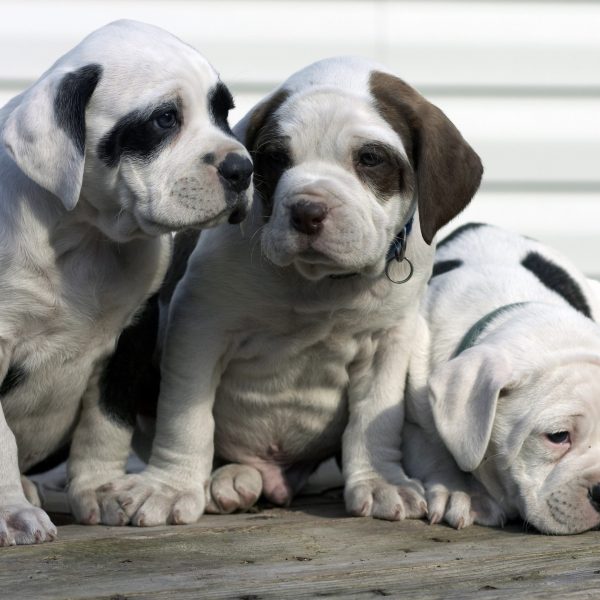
[[205, 463, 263, 514]]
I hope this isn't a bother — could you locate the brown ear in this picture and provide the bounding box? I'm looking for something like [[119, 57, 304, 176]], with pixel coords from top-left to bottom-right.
[[370, 71, 483, 244], [243, 89, 289, 152]]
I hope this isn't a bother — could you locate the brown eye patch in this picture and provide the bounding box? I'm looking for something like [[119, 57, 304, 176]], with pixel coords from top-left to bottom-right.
[[353, 143, 408, 199]]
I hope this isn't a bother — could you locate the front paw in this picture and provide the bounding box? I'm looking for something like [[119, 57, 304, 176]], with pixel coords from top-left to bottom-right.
[[0, 499, 57, 546], [205, 464, 263, 514], [90, 473, 205, 527], [345, 476, 427, 521], [427, 483, 506, 529]]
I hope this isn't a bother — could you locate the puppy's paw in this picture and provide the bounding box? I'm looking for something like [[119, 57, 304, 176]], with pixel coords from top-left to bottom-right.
[[205, 464, 262, 514], [427, 483, 505, 529], [345, 477, 427, 521], [0, 500, 57, 546], [69, 476, 126, 526], [93, 473, 205, 527]]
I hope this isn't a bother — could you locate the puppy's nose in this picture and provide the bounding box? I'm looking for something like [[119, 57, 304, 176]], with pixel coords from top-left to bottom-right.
[[588, 484, 600, 512], [290, 201, 328, 235], [217, 153, 253, 193]]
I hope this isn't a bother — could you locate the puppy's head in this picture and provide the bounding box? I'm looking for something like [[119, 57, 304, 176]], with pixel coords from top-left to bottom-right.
[[1, 20, 252, 241], [429, 306, 600, 534], [236, 57, 482, 280]]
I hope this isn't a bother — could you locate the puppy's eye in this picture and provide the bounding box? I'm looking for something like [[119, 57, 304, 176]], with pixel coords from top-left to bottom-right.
[[154, 111, 177, 129], [357, 147, 386, 168], [546, 431, 571, 445]]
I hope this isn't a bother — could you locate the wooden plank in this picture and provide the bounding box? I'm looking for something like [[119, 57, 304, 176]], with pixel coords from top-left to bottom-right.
[[3, 498, 600, 599]]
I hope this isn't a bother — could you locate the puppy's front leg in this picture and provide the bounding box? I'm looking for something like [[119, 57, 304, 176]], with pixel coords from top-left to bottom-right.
[[94, 292, 227, 527], [0, 349, 57, 544], [67, 361, 134, 525], [343, 326, 427, 521]]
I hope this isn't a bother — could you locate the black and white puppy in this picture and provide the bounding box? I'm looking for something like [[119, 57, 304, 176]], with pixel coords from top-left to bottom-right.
[[0, 20, 252, 545], [95, 56, 483, 527], [404, 223, 600, 534]]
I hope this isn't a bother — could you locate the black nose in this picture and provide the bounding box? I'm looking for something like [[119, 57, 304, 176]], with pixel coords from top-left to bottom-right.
[[589, 484, 600, 512], [290, 201, 328, 235], [217, 153, 253, 193]]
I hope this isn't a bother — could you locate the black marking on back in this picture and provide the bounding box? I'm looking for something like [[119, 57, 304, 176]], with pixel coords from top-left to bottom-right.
[[53, 64, 103, 155], [437, 222, 486, 249], [98, 98, 182, 168], [0, 365, 26, 396], [430, 259, 463, 279], [208, 82, 235, 135], [522, 251, 592, 318], [99, 295, 161, 428]]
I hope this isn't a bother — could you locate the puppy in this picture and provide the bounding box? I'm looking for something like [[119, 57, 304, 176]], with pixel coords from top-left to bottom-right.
[[404, 223, 600, 534], [0, 20, 252, 545], [97, 56, 482, 527]]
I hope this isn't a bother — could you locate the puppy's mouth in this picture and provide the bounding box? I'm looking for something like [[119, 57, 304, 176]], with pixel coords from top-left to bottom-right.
[[137, 203, 248, 236]]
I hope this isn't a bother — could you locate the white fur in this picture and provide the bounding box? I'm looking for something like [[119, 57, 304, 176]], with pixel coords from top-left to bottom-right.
[[97, 57, 481, 526], [0, 20, 252, 544], [405, 224, 600, 533]]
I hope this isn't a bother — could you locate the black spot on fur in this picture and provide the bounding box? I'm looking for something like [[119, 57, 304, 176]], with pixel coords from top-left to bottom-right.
[[437, 222, 486, 249], [98, 98, 182, 168], [160, 229, 201, 305], [522, 252, 592, 318], [25, 444, 70, 476], [54, 64, 102, 155], [430, 259, 463, 279], [99, 295, 161, 428], [0, 365, 26, 396], [209, 82, 235, 135]]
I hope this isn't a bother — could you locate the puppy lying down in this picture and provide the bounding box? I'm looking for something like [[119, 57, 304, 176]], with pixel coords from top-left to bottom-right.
[[97, 56, 483, 526], [404, 223, 600, 534]]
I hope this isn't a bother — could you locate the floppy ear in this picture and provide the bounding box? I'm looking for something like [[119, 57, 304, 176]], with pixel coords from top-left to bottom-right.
[[1, 63, 102, 210], [370, 71, 483, 244], [238, 89, 290, 151], [428, 345, 513, 472]]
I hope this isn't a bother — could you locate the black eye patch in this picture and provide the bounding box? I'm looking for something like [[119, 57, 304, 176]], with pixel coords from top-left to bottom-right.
[[98, 98, 182, 168], [208, 82, 235, 135]]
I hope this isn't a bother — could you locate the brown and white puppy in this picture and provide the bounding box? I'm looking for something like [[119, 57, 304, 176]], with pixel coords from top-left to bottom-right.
[[95, 56, 482, 527]]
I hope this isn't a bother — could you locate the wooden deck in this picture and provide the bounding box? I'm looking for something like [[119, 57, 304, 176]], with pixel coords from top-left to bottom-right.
[[4, 494, 600, 600]]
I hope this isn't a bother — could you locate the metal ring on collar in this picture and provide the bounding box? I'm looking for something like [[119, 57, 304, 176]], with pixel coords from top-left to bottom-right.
[[385, 256, 414, 284]]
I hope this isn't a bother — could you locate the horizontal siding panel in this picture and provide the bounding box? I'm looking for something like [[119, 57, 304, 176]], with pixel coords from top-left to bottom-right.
[[0, 1, 598, 89]]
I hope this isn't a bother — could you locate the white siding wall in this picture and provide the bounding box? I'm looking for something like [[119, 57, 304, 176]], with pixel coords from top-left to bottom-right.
[[1, 0, 599, 274]]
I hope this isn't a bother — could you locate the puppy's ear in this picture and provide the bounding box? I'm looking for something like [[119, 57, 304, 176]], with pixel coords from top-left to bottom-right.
[[428, 345, 513, 472], [370, 71, 483, 244], [1, 63, 102, 210], [237, 89, 289, 151]]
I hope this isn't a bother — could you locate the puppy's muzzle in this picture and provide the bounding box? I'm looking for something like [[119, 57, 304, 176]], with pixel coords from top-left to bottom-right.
[[218, 153, 253, 194], [290, 201, 328, 235]]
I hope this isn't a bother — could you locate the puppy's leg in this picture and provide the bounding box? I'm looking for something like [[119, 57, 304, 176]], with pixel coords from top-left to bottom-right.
[[205, 464, 263, 514], [20, 476, 41, 508], [0, 403, 57, 545], [67, 364, 134, 526], [92, 288, 228, 527], [403, 422, 505, 528], [343, 325, 427, 522]]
